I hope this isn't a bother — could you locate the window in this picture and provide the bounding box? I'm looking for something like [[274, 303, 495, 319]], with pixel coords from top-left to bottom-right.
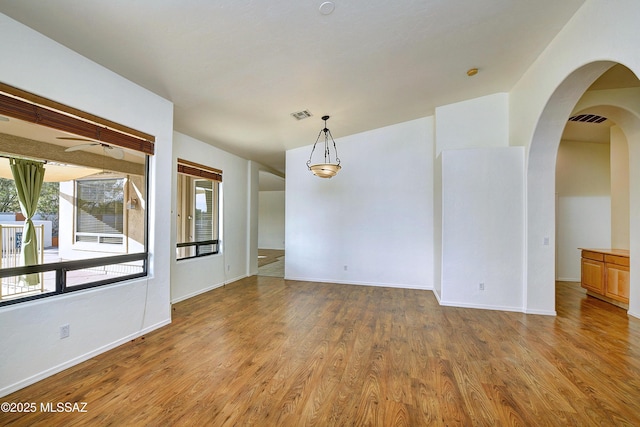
[[75, 177, 125, 245], [176, 159, 221, 259], [0, 82, 154, 307]]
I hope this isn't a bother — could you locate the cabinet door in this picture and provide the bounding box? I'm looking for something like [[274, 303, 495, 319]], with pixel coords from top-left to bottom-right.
[[581, 259, 604, 294], [605, 264, 630, 303]]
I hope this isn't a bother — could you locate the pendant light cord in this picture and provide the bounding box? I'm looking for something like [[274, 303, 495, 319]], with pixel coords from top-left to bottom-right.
[[306, 115, 340, 168]]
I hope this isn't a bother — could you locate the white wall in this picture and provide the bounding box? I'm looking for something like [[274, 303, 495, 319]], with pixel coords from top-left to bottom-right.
[[434, 92, 523, 311], [556, 140, 611, 196], [440, 147, 524, 311], [248, 161, 261, 277], [170, 132, 251, 303], [556, 196, 611, 281], [610, 126, 630, 249], [286, 117, 433, 289], [0, 14, 174, 397], [258, 191, 285, 250], [435, 93, 509, 156], [555, 139, 611, 281], [433, 154, 443, 298]]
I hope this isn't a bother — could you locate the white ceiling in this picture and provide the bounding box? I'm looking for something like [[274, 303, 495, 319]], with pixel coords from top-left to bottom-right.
[[0, 0, 587, 174]]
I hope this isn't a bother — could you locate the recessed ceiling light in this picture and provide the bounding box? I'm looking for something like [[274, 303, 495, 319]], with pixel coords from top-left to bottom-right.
[[319, 1, 335, 15], [467, 68, 479, 77]]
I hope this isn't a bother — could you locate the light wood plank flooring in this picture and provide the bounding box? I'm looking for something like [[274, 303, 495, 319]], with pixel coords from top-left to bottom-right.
[[2, 279, 640, 426], [258, 249, 284, 277], [257, 249, 285, 268]]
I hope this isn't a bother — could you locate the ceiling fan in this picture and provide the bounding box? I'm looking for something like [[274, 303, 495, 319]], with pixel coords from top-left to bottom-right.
[[60, 138, 125, 160]]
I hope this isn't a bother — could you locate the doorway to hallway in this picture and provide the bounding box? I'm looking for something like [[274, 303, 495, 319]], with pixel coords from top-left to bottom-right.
[[257, 249, 284, 277]]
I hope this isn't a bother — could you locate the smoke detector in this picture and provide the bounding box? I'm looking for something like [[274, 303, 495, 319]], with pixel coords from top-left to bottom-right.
[[319, 2, 335, 15]]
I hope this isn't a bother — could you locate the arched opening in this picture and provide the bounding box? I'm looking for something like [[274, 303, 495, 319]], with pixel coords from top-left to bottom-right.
[[527, 61, 640, 317]]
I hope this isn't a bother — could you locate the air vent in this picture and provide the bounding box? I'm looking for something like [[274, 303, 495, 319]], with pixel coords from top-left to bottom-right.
[[568, 114, 607, 123], [291, 110, 312, 120]]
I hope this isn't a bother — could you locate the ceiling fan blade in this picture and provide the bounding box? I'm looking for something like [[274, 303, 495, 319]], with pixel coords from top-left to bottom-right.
[[65, 143, 100, 152], [64, 142, 125, 160], [106, 146, 125, 160]]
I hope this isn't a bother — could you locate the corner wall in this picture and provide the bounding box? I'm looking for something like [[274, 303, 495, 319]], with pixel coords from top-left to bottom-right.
[[258, 191, 285, 250], [610, 126, 630, 249], [440, 147, 525, 311], [435, 93, 509, 155], [434, 92, 526, 311]]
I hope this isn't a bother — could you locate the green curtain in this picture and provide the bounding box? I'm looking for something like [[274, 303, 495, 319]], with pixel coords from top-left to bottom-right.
[[10, 158, 45, 286]]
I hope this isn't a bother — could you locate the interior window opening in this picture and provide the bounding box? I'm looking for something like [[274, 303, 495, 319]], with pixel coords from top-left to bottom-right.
[[0, 85, 153, 306], [176, 159, 221, 260]]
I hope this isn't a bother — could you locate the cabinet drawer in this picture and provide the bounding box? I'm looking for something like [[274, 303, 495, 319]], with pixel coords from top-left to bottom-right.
[[582, 250, 604, 262], [604, 254, 630, 267]]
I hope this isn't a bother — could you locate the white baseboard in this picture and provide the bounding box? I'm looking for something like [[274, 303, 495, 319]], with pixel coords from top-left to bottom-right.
[[0, 319, 171, 398], [171, 282, 225, 304], [556, 277, 580, 282], [283, 275, 433, 291], [524, 308, 557, 316], [170, 275, 248, 304], [438, 299, 525, 313]]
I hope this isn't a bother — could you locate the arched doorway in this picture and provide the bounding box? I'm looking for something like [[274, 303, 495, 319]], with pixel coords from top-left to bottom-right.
[[526, 61, 640, 317]]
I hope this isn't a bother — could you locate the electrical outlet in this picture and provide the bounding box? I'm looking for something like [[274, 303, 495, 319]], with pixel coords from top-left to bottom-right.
[[479, 283, 485, 291], [344, 265, 348, 271], [60, 324, 70, 339]]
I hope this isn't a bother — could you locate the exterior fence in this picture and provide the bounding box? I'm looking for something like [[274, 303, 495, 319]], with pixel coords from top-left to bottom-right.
[[0, 224, 45, 299]]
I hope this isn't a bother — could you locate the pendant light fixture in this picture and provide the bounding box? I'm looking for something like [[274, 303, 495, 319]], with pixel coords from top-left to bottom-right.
[[307, 115, 341, 178]]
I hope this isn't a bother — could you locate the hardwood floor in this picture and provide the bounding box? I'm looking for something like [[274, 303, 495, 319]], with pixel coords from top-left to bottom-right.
[[258, 249, 285, 267], [258, 249, 285, 277], [2, 279, 640, 426]]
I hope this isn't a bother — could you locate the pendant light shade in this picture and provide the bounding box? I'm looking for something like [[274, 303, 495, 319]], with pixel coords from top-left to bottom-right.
[[307, 115, 341, 178]]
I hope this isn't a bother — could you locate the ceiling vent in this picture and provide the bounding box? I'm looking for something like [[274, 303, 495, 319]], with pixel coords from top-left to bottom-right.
[[291, 110, 312, 120], [568, 114, 607, 124]]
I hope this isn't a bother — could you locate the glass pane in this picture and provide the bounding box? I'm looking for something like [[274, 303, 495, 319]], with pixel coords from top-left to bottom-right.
[[0, 271, 56, 301], [0, 113, 149, 306], [176, 173, 219, 260], [65, 260, 145, 288], [176, 245, 196, 259], [194, 180, 213, 242], [198, 243, 216, 255], [76, 178, 124, 234]]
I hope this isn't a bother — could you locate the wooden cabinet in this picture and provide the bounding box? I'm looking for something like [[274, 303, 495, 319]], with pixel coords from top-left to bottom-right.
[[580, 249, 630, 307], [605, 260, 630, 303], [581, 257, 604, 294]]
